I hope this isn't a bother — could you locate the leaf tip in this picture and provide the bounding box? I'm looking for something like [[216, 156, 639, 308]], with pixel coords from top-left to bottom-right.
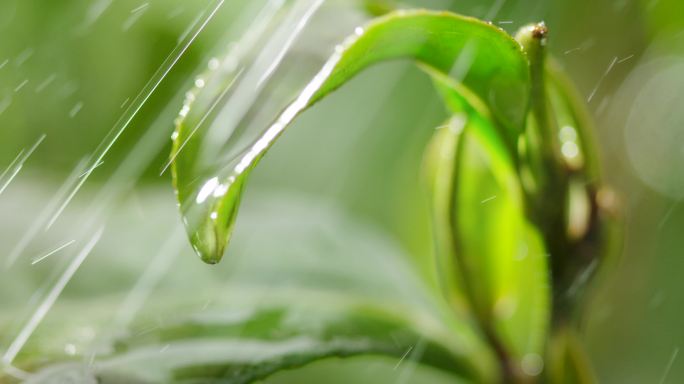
[[531, 22, 548, 39]]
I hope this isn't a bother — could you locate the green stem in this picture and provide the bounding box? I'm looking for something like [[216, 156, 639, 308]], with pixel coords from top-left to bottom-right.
[[517, 23, 575, 321], [518, 23, 607, 384]]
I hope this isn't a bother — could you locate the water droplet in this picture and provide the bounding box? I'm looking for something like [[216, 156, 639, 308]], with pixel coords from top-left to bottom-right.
[[559, 125, 577, 142], [521, 353, 543, 376], [196, 177, 219, 204], [208, 58, 220, 70], [64, 344, 77, 356], [561, 141, 579, 159]]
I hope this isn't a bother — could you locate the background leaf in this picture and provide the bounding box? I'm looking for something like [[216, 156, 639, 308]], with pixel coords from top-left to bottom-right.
[[8, 190, 497, 383]]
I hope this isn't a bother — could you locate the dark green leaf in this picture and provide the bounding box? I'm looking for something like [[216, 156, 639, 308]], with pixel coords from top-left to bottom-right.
[[21, 195, 498, 383]]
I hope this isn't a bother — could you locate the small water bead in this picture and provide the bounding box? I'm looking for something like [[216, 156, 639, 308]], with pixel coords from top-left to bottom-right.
[[447, 114, 466, 134], [178, 104, 190, 118], [561, 141, 579, 159], [185, 91, 195, 101], [559, 125, 577, 142], [558, 125, 583, 169], [208, 57, 220, 70], [354, 26, 364, 36], [196, 177, 219, 204], [194, 78, 205, 88], [213, 182, 229, 198]]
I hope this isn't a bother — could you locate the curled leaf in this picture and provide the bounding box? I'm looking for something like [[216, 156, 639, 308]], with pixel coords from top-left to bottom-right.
[[170, 9, 531, 264]]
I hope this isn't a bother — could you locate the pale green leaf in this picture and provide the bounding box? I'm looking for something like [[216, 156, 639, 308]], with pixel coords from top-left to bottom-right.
[[422, 74, 550, 376]]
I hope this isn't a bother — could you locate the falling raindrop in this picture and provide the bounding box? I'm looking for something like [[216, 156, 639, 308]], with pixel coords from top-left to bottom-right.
[[13, 79, 28, 93], [14, 48, 34, 67], [0, 96, 11, 116], [35, 73, 56, 93], [69, 101, 84, 118]]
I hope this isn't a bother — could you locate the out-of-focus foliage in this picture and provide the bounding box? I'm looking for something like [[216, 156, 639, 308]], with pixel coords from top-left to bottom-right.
[[1, 0, 683, 383]]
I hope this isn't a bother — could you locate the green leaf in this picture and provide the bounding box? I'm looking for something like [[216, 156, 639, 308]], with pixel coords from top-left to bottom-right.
[[20, 194, 498, 383], [170, 9, 531, 264], [454, 131, 549, 363], [422, 72, 550, 377], [92, 306, 462, 384], [546, 326, 596, 384], [546, 59, 600, 181]]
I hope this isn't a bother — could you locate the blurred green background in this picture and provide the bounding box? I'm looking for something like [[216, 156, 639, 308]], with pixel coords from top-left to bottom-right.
[[1, 0, 683, 382]]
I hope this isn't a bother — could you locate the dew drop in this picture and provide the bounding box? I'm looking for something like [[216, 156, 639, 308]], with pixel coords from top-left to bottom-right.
[[521, 353, 543, 376], [64, 344, 77, 356], [196, 177, 219, 204], [208, 58, 220, 70], [561, 141, 579, 159]]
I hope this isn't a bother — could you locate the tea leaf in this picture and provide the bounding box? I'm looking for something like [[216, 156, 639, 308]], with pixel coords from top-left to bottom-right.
[[171, 9, 530, 264], [423, 72, 549, 375]]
